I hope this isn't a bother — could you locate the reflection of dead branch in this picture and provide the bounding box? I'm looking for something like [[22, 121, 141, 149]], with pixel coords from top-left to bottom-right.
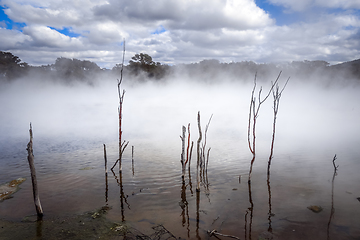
[[179, 180, 190, 236], [267, 174, 273, 234], [111, 169, 130, 222], [105, 172, 108, 204], [208, 229, 241, 240], [196, 190, 200, 239], [244, 209, 248, 240], [104, 144, 109, 203], [244, 180, 254, 240], [327, 154, 338, 240]]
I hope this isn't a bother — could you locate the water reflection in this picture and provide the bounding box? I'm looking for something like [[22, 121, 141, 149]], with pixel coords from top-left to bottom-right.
[[36, 219, 43, 239], [196, 190, 200, 240], [245, 175, 254, 240], [267, 169, 273, 234], [105, 172, 108, 204], [327, 155, 339, 240], [111, 169, 130, 222], [179, 180, 190, 237], [104, 144, 109, 204]]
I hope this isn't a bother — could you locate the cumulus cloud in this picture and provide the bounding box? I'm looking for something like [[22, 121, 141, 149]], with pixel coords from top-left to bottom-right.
[[21, 25, 83, 48], [268, 0, 360, 12], [0, 0, 359, 67], [93, 0, 273, 30]]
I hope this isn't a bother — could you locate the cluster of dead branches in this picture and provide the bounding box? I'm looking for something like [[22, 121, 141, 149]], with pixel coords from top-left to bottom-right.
[[180, 111, 212, 192]]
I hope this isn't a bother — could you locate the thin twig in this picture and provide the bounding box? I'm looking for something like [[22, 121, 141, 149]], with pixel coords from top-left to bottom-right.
[[208, 230, 241, 240]]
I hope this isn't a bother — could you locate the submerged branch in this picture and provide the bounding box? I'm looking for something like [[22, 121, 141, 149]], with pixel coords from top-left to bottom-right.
[[208, 230, 241, 240]]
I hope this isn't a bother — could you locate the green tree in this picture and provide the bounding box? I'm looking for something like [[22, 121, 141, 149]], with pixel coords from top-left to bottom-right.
[[53, 57, 101, 81], [0, 51, 28, 80], [128, 53, 156, 77]]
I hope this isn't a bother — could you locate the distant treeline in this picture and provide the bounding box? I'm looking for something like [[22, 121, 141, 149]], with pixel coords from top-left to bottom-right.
[[1, 51, 359, 85]]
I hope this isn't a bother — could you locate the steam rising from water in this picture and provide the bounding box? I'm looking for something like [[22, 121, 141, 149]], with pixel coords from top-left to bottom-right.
[[1, 75, 360, 159]]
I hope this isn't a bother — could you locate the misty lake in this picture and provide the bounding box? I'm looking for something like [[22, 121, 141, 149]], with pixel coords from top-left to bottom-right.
[[1, 77, 360, 239]]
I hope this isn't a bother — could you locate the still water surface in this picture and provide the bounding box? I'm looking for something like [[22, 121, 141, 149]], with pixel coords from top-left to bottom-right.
[[0, 79, 360, 239]]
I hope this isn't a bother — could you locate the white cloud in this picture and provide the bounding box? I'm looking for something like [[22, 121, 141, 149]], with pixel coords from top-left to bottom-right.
[[0, 28, 31, 49], [21, 25, 83, 48], [93, 0, 273, 30], [0, 0, 359, 67], [268, 0, 360, 11]]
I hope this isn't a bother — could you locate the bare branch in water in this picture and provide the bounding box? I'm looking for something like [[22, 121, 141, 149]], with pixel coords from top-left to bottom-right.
[[26, 123, 43, 218], [207, 229, 241, 240], [185, 123, 191, 165], [114, 39, 129, 172], [248, 71, 282, 182], [196, 111, 202, 192]]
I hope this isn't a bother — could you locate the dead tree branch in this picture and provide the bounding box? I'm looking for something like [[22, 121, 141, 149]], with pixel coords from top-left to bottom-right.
[[247, 72, 281, 182], [185, 123, 191, 165], [26, 123, 43, 218], [180, 125, 186, 180], [196, 111, 202, 192], [208, 229, 241, 240], [268, 76, 289, 173], [114, 39, 128, 172]]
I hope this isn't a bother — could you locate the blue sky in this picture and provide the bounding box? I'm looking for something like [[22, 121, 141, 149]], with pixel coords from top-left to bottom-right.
[[0, 0, 359, 68], [0, 6, 26, 30]]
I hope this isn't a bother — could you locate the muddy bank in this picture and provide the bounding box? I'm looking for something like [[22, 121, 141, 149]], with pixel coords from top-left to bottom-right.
[[0, 206, 179, 240]]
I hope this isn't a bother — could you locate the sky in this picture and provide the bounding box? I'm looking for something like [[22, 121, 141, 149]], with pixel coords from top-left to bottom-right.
[[0, 0, 360, 68]]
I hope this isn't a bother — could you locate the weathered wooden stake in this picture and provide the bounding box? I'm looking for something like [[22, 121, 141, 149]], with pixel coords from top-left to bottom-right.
[[132, 145, 134, 175], [185, 123, 191, 166], [103, 144, 107, 174], [26, 123, 43, 218]]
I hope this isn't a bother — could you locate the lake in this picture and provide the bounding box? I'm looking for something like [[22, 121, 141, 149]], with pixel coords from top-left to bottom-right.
[[1, 76, 360, 239]]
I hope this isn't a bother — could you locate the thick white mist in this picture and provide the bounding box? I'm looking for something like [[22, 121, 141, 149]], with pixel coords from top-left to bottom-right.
[[1, 76, 360, 162]]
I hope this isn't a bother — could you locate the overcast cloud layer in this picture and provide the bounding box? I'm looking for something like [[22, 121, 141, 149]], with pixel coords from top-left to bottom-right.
[[0, 0, 359, 68]]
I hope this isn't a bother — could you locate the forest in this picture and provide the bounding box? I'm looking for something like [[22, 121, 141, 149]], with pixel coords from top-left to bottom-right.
[[1, 50, 359, 85]]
